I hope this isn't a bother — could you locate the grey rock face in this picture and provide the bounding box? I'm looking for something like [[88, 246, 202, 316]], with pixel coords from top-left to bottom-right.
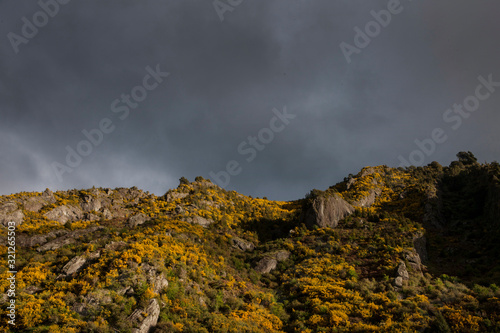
[[397, 261, 409, 280], [0, 201, 24, 226], [37, 226, 103, 252], [187, 215, 214, 227], [354, 188, 382, 207], [61, 251, 101, 276], [303, 194, 354, 228], [141, 263, 169, 294], [231, 237, 255, 251], [128, 299, 161, 333], [255, 250, 291, 274], [44, 205, 83, 224], [255, 258, 278, 274], [129, 213, 150, 227], [394, 276, 404, 288]]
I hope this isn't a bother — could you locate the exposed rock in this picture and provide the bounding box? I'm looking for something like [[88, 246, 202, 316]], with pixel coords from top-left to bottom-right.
[[128, 299, 160, 333], [44, 205, 83, 224], [396, 261, 409, 280], [80, 194, 102, 212], [255, 250, 291, 274], [231, 237, 255, 252], [61, 251, 101, 276], [255, 258, 278, 274], [24, 286, 42, 295], [101, 208, 113, 220], [273, 250, 291, 261], [23, 189, 56, 213], [394, 276, 404, 288], [354, 188, 382, 207], [165, 191, 189, 202], [187, 215, 214, 227], [423, 183, 444, 229], [16, 229, 69, 248], [413, 232, 428, 263], [405, 250, 424, 275], [141, 263, 169, 294], [0, 202, 24, 226], [37, 226, 103, 252], [24, 197, 45, 212], [105, 241, 127, 251], [302, 194, 354, 228], [128, 213, 150, 227], [41, 189, 57, 204]]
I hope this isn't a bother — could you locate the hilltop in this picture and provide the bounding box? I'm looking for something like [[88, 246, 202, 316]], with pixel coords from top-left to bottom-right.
[[0, 152, 499, 332]]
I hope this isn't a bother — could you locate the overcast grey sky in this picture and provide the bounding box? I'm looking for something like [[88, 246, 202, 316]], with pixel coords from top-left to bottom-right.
[[1, 0, 499, 200]]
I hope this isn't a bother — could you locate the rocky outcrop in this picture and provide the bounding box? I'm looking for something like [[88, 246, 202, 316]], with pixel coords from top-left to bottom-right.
[[423, 183, 444, 229], [186, 215, 214, 227], [231, 237, 255, 252], [393, 261, 409, 288], [37, 226, 104, 252], [128, 213, 150, 227], [302, 194, 354, 228], [128, 299, 160, 333], [255, 250, 290, 274], [16, 229, 68, 248], [0, 201, 24, 226], [404, 250, 424, 275], [140, 263, 169, 294], [23, 189, 57, 212], [354, 188, 382, 207], [165, 191, 189, 202], [61, 251, 101, 276], [412, 232, 428, 263], [44, 205, 83, 224]]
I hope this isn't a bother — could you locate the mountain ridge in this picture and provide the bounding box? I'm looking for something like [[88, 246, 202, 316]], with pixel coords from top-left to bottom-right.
[[1, 152, 499, 332]]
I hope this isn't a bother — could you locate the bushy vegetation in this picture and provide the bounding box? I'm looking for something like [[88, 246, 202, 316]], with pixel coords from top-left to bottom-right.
[[0, 153, 499, 332]]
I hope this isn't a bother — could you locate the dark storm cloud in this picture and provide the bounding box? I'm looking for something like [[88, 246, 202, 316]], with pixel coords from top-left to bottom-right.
[[1, 0, 499, 200]]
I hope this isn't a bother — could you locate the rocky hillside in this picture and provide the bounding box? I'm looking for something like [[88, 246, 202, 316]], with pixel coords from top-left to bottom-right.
[[0, 152, 499, 332]]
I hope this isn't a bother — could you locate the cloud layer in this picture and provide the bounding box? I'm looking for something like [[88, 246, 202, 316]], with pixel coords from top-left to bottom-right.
[[1, 0, 499, 200]]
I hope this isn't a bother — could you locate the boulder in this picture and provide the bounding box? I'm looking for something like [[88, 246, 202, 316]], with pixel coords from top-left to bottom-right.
[[255, 250, 290, 274], [44, 205, 83, 224], [140, 263, 169, 294], [394, 276, 404, 288], [187, 215, 213, 227], [396, 261, 409, 280], [255, 258, 278, 274], [303, 194, 354, 228], [61, 251, 101, 276], [128, 299, 161, 333], [80, 195, 102, 212], [165, 191, 189, 202], [0, 202, 24, 226], [129, 213, 150, 227], [231, 237, 255, 251]]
